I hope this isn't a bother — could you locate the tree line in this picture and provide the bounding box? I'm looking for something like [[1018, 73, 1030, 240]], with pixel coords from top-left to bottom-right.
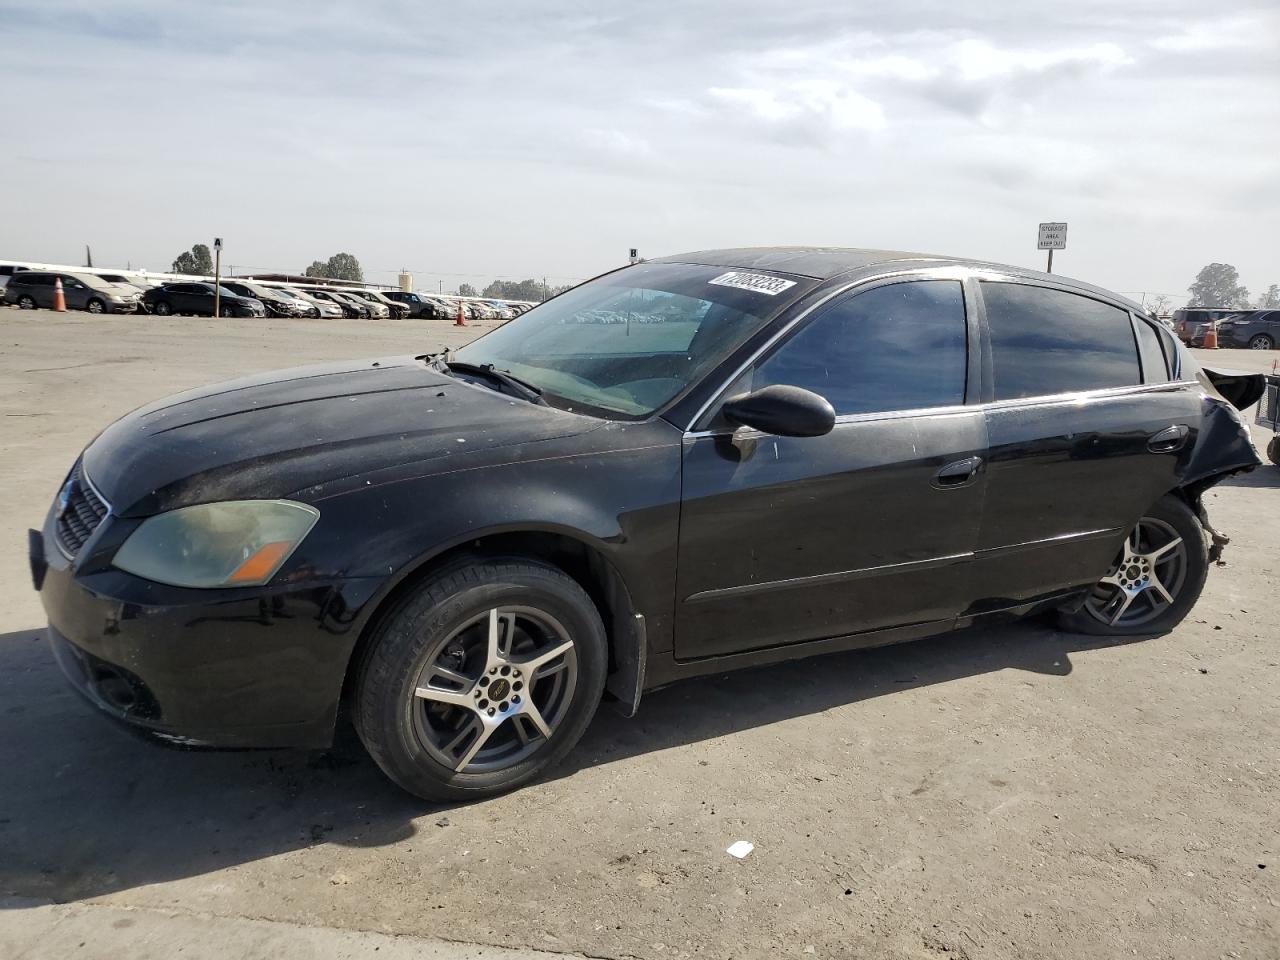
[[168, 245, 572, 302], [1187, 263, 1278, 310]]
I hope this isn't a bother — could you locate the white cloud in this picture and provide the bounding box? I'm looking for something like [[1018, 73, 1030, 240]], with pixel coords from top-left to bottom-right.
[[708, 83, 886, 133], [1150, 16, 1274, 52]]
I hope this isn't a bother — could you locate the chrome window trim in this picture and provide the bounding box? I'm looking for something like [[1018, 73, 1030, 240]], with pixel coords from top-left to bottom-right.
[[686, 380, 1199, 440], [682, 267, 974, 433]]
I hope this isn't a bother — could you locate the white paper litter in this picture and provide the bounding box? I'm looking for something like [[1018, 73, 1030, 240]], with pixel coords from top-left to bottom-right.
[[726, 840, 754, 859]]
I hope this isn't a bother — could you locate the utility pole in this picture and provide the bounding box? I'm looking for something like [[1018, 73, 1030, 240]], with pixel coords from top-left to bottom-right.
[[213, 238, 223, 317]]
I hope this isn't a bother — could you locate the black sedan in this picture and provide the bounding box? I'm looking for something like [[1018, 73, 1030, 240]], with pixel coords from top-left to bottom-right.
[[1216, 310, 1280, 350], [30, 247, 1263, 801], [143, 282, 266, 318]]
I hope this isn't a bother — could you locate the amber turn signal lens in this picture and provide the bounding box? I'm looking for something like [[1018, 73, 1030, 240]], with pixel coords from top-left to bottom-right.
[[227, 541, 294, 584]]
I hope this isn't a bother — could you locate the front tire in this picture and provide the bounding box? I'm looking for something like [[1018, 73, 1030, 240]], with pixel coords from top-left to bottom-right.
[[1058, 495, 1208, 636], [18, 295, 36, 310], [153, 301, 172, 316], [86, 298, 105, 314], [1249, 334, 1274, 350], [354, 559, 607, 801]]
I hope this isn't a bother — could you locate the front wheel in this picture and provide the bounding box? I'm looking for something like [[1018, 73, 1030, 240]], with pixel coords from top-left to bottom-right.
[[153, 301, 172, 316], [1058, 495, 1208, 636], [354, 559, 607, 801], [86, 298, 105, 314], [219, 305, 233, 318], [1249, 334, 1274, 350], [18, 295, 36, 310], [1267, 435, 1280, 467]]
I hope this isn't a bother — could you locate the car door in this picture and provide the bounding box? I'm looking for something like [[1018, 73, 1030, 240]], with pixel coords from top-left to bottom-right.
[[675, 275, 987, 659], [968, 279, 1203, 610], [28, 275, 55, 308], [165, 283, 194, 312]]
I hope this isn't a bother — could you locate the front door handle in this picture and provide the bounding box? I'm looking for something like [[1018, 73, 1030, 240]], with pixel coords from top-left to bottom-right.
[[1148, 424, 1190, 453], [933, 455, 983, 489]]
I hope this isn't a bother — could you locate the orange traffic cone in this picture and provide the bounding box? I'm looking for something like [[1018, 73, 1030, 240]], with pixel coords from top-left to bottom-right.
[[455, 300, 466, 327], [1202, 323, 1219, 349], [53, 277, 67, 312]]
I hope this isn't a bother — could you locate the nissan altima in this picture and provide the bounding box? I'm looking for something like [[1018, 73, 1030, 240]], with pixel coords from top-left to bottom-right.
[[30, 247, 1263, 800]]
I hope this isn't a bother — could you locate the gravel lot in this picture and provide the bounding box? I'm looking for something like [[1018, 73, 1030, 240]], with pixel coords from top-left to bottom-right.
[[1, 310, 1277, 960]]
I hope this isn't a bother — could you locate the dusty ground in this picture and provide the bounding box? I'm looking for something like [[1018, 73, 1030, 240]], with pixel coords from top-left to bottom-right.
[[0, 310, 1277, 960]]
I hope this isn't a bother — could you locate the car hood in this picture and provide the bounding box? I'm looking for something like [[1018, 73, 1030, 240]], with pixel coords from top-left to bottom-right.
[[82, 356, 603, 517]]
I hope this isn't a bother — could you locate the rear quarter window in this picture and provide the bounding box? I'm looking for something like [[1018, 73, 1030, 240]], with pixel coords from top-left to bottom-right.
[[981, 283, 1141, 400], [1133, 317, 1170, 382]]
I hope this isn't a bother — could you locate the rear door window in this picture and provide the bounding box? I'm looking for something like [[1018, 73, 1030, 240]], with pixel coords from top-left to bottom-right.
[[748, 280, 968, 416], [981, 283, 1140, 400]]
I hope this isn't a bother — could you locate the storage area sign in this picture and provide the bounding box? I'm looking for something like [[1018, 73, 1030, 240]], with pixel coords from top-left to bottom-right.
[[1038, 222, 1068, 249]]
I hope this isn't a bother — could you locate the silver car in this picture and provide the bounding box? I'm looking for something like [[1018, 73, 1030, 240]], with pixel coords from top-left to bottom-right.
[[3, 270, 141, 314]]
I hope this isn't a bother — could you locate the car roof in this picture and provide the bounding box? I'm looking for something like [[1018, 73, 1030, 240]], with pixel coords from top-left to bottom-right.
[[652, 246, 941, 279], [653, 245, 1146, 314]]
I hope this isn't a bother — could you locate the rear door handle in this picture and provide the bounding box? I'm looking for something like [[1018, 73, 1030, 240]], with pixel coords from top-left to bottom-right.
[[1148, 424, 1190, 453], [933, 455, 983, 489]]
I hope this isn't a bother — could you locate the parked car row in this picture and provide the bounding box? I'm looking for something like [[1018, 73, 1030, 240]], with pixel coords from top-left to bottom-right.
[[381, 292, 532, 321], [1212, 310, 1280, 350], [1172, 307, 1280, 349], [4, 268, 534, 322]]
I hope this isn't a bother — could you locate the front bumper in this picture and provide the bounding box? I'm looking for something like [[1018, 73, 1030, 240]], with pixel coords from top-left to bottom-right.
[[31, 522, 383, 749]]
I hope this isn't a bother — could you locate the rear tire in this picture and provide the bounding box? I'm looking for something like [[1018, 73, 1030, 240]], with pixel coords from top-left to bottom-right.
[[354, 559, 607, 801], [1249, 334, 1274, 350], [1267, 436, 1280, 467], [1058, 495, 1208, 636]]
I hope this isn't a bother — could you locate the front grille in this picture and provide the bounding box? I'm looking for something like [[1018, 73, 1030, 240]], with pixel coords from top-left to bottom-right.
[[55, 462, 110, 557]]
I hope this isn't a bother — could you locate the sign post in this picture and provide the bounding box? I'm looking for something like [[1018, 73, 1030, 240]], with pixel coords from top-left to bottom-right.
[[1037, 222, 1067, 273], [212, 236, 225, 316]]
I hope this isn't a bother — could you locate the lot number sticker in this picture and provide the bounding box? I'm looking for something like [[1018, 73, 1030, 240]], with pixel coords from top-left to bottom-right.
[[708, 272, 797, 296]]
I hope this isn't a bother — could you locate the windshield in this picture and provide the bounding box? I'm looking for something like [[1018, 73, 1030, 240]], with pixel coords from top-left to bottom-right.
[[243, 284, 283, 299], [452, 262, 815, 418]]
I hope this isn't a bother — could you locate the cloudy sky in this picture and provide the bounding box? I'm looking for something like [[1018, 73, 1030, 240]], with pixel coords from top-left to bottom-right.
[[1, 0, 1276, 301]]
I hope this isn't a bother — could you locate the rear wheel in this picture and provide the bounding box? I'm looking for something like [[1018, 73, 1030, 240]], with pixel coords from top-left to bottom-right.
[[153, 301, 172, 316], [1249, 334, 1274, 350], [1267, 436, 1280, 467], [354, 559, 607, 801], [1059, 495, 1208, 636]]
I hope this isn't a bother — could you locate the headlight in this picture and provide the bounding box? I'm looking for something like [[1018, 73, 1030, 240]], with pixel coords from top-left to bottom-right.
[[113, 500, 319, 588]]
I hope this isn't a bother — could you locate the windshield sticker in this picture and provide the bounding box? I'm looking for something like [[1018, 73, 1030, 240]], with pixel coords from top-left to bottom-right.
[[708, 272, 797, 296]]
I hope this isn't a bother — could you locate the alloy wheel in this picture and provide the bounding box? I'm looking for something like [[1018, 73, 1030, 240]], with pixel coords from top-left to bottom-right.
[[1249, 335, 1273, 350], [87, 299, 104, 314], [19, 296, 35, 310], [1084, 518, 1188, 628], [411, 607, 578, 772]]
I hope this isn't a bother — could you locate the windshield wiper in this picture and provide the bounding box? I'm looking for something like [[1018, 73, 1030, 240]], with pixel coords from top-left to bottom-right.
[[438, 360, 546, 405]]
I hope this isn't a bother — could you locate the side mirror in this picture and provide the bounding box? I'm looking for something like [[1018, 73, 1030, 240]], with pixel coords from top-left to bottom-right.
[[721, 384, 836, 438]]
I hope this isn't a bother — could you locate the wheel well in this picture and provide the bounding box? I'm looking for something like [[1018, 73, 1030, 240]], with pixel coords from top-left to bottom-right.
[[339, 531, 636, 710]]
